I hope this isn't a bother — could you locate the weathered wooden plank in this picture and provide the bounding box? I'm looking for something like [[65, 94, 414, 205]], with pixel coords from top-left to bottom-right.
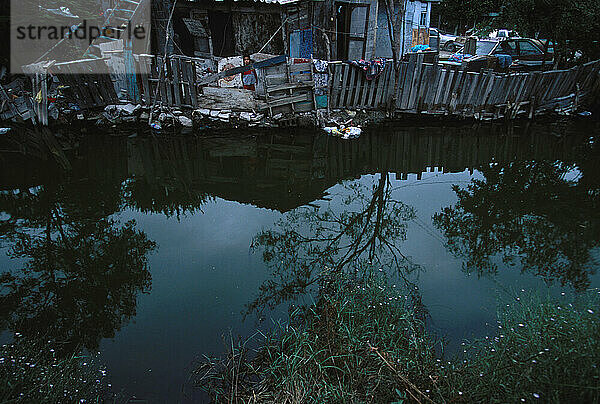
[[514, 74, 529, 104], [471, 70, 489, 109], [538, 71, 559, 102], [346, 65, 357, 107], [331, 64, 342, 107], [491, 75, 508, 106], [385, 65, 396, 108], [441, 69, 456, 109], [400, 57, 416, 109], [171, 57, 182, 106], [359, 71, 371, 107], [186, 60, 198, 107], [463, 72, 480, 110], [88, 74, 106, 106], [375, 65, 390, 106], [339, 64, 350, 107], [289, 62, 311, 73], [394, 62, 406, 107], [424, 64, 441, 109], [432, 67, 448, 109], [66, 64, 95, 109], [407, 53, 424, 110], [416, 65, 432, 111], [351, 71, 362, 107], [456, 72, 471, 108], [138, 55, 152, 104], [265, 92, 311, 108], [94, 73, 114, 104], [449, 69, 464, 111]]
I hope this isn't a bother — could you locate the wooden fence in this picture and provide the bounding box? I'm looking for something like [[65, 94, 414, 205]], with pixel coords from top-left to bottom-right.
[[138, 54, 198, 108], [329, 54, 600, 119], [17, 52, 600, 125], [330, 62, 395, 109]]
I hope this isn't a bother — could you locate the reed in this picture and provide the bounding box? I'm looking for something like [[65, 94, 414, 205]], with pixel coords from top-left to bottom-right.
[[193, 275, 600, 404]]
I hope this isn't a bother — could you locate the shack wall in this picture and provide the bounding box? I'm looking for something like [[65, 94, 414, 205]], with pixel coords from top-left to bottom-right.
[[232, 12, 285, 55]]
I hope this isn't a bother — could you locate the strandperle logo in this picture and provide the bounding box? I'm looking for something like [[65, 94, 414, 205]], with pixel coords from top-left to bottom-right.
[[14, 20, 148, 45], [10, 1, 151, 74]]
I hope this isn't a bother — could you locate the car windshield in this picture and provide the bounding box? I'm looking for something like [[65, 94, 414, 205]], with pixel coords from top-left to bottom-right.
[[477, 41, 497, 55]]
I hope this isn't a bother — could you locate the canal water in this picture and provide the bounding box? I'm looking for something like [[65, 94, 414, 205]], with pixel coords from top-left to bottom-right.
[[0, 121, 599, 402]]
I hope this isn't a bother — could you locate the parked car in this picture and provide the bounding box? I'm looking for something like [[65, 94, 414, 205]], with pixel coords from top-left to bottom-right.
[[429, 28, 459, 51], [464, 38, 555, 71], [488, 29, 520, 39]]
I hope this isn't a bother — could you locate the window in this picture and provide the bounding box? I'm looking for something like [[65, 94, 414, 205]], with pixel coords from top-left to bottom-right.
[[419, 7, 428, 27], [336, 2, 369, 60], [477, 41, 497, 56], [493, 41, 518, 56], [518, 40, 542, 56]]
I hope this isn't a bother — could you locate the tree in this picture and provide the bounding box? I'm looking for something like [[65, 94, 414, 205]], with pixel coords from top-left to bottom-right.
[[433, 0, 498, 34], [500, 0, 600, 63]]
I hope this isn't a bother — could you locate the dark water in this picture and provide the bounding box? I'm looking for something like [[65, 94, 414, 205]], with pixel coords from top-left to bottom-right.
[[1, 122, 599, 402]]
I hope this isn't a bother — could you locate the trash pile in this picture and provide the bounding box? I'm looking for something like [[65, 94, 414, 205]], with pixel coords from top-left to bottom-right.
[[323, 125, 362, 140]]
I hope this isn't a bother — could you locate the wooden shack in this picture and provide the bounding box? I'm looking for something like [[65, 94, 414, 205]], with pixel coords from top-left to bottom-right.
[[164, 0, 438, 61], [281, 0, 438, 61]]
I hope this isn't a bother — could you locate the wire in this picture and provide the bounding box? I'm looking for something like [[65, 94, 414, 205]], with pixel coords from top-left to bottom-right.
[[258, 17, 289, 54]]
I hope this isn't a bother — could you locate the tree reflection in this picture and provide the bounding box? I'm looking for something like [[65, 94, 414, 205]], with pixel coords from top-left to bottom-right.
[[433, 158, 600, 290], [249, 174, 424, 317], [122, 177, 210, 219], [0, 178, 156, 351]]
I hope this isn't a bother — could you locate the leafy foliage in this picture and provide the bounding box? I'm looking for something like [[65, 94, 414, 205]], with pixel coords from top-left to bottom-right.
[[192, 274, 600, 403], [435, 0, 600, 62], [500, 0, 600, 62]]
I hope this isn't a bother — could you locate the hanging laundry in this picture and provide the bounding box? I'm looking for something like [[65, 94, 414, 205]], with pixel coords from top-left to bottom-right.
[[312, 59, 329, 97], [313, 59, 328, 73], [346, 58, 386, 80], [449, 53, 465, 63], [289, 29, 313, 59], [314, 74, 328, 95]]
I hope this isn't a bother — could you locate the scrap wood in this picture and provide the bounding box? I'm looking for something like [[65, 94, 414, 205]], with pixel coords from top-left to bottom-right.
[[197, 55, 287, 86]]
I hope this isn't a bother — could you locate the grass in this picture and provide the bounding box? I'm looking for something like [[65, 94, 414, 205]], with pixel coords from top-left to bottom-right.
[[435, 290, 600, 403], [192, 273, 600, 403], [0, 334, 108, 403]]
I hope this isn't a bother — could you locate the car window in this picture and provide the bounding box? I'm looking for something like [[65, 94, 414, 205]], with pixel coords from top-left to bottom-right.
[[477, 41, 497, 55], [493, 41, 518, 56], [519, 40, 542, 55]]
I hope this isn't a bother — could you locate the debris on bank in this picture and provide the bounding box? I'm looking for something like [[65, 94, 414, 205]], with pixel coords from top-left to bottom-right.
[[1, 51, 599, 135]]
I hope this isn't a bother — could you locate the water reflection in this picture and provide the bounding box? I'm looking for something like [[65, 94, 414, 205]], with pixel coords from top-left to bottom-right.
[[248, 173, 422, 315], [433, 140, 600, 290], [0, 122, 597, 401], [0, 176, 156, 351]]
